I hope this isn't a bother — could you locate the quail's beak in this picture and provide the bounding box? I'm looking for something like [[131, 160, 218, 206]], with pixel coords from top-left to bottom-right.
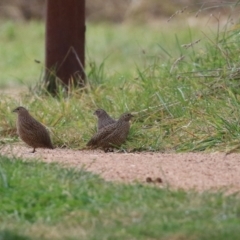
[[12, 108, 17, 113]]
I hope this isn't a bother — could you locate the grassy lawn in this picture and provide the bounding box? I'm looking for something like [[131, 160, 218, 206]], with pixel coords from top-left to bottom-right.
[[1, 15, 240, 239], [1, 155, 240, 240], [1, 18, 240, 152], [0, 21, 44, 86]]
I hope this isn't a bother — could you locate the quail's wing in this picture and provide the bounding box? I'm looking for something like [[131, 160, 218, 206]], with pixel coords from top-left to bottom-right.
[[30, 118, 53, 146], [108, 117, 116, 124], [99, 122, 130, 147], [98, 116, 116, 130], [87, 122, 117, 146], [19, 115, 43, 135]]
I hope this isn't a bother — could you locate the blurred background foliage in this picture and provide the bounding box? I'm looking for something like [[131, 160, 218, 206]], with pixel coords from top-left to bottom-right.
[[0, 0, 235, 23]]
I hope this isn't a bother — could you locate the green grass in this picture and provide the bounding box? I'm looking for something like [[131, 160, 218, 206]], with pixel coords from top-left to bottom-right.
[[1, 18, 240, 152], [0, 20, 201, 86], [1, 13, 240, 240], [0, 155, 240, 240], [0, 21, 45, 86]]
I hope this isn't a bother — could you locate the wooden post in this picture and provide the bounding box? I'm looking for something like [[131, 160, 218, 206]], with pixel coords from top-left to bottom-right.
[[45, 0, 85, 92]]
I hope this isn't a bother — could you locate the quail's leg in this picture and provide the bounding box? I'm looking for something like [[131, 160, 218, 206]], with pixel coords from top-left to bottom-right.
[[31, 148, 36, 153]]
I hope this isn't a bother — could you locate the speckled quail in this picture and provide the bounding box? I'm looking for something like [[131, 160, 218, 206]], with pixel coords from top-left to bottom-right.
[[13, 106, 54, 153], [87, 112, 133, 151], [94, 108, 116, 130]]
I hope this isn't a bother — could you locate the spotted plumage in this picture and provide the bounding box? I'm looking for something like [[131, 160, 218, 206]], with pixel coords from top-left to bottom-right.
[[87, 112, 133, 151], [13, 106, 54, 153], [94, 108, 116, 130]]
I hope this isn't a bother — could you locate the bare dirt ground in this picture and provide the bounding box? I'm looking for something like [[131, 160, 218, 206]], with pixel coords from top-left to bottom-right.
[[2, 144, 240, 193]]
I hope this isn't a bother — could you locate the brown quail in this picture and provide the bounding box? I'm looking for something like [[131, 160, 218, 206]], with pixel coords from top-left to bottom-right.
[[87, 112, 133, 151], [13, 106, 54, 153], [94, 108, 116, 130]]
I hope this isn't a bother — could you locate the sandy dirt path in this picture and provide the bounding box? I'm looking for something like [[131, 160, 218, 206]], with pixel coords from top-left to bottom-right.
[[1, 144, 240, 193]]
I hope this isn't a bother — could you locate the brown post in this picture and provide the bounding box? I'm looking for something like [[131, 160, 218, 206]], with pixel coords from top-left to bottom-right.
[[45, 0, 85, 92]]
